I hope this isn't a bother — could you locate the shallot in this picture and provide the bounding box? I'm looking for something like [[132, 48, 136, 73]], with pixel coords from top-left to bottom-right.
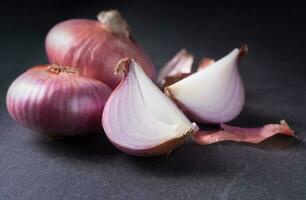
[[165, 46, 248, 124], [6, 64, 111, 136], [45, 10, 156, 89], [102, 58, 198, 156], [7, 5, 295, 155]]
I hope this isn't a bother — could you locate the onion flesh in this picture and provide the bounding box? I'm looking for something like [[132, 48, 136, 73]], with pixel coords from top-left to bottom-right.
[[102, 58, 198, 156], [165, 46, 247, 124]]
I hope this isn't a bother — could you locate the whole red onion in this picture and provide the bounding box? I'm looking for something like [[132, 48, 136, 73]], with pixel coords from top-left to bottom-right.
[[6, 64, 112, 136], [45, 10, 156, 89]]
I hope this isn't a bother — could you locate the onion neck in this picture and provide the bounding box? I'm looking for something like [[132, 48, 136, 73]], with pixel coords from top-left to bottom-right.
[[47, 64, 79, 74], [238, 44, 248, 60], [97, 10, 130, 37], [114, 58, 131, 75]]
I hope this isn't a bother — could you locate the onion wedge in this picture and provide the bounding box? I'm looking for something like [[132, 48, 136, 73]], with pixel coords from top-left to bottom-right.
[[102, 58, 198, 156]]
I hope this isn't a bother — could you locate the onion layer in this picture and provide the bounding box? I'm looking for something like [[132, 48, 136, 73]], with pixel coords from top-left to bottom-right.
[[6, 64, 112, 136], [102, 58, 198, 156], [165, 46, 247, 124], [45, 10, 156, 89]]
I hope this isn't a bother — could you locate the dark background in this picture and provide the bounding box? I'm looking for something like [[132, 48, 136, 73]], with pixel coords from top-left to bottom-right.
[[1, 1, 305, 199]]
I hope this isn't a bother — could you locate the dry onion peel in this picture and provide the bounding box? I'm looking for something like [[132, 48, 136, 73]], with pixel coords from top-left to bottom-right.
[[192, 120, 295, 145]]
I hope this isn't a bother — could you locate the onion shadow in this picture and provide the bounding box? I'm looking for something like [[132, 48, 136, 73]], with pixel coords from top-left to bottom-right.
[[128, 107, 300, 177], [33, 131, 119, 162], [128, 141, 230, 177]]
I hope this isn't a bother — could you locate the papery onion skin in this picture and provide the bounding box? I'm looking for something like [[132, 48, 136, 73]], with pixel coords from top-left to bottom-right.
[[45, 10, 156, 89], [192, 120, 295, 145], [102, 58, 198, 157], [6, 65, 112, 136]]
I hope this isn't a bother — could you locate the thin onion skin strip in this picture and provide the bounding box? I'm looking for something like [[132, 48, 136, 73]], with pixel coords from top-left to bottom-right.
[[192, 120, 295, 145]]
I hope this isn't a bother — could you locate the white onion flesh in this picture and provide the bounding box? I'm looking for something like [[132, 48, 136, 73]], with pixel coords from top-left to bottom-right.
[[165, 47, 247, 124], [102, 58, 198, 156]]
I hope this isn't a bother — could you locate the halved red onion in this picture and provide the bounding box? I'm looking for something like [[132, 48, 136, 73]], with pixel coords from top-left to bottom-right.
[[102, 58, 198, 156], [165, 46, 248, 124], [157, 49, 194, 88], [46, 10, 156, 89], [192, 120, 295, 145], [6, 64, 112, 136]]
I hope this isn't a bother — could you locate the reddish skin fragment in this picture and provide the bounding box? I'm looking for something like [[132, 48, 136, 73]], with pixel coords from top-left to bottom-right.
[[192, 121, 295, 145], [197, 57, 215, 71]]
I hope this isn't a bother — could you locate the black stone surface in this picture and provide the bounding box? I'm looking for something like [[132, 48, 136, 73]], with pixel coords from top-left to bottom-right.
[[1, 1, 305, 200]]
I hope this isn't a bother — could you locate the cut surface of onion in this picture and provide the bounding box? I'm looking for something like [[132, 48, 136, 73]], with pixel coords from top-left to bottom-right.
[[192, 120, 295, 145], [157, 49, 194, 88], [165, 46, 247, 124], [102, 58, 198, 156]]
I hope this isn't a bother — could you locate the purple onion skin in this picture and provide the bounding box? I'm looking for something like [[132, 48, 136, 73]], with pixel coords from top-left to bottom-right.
[[6, 65, 112, 136], [46, 19, 156, 89]]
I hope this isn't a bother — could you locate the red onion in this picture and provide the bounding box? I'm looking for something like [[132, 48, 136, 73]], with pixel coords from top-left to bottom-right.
[[102, 58, 198, 156], [100, 57, 295, 157], [45, 10, 156, 89], [6, 64, 111, 136], [165, 46, 248, 124]]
